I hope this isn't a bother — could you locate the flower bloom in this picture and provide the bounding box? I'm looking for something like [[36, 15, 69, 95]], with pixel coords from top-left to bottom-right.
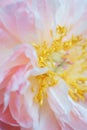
[[0, 0, 87, 130]]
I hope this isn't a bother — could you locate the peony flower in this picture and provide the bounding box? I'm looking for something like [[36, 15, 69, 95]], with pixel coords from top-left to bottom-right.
[[0, 0, 87, 130]]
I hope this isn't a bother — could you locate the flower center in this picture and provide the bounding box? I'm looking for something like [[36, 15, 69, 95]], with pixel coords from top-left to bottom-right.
[[31, 25, 87, 105]]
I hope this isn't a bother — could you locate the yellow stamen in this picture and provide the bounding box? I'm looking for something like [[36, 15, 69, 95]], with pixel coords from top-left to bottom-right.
[[31, 25, 87, 105]]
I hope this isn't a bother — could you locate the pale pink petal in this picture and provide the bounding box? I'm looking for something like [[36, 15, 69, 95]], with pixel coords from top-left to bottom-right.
[[0, 66, 25, 92], [72, 9, 87, 36], [48, 79, 87, 130], [58, 121, 74, 130], [39, 101, 61, 130], [2, 65, 30, 111], [55, 0, 87, 25], [0, 44, 37, 83], [0, 0, 61, 44], [55, 0, 87, 38], [0, 1, 87, 130], [55, 0, 72, 26], [0, 0, 14, 7], [48, 79, 71, 118], [69, 97, 87, 130], [32, 0, 60, 42], [0, 1, 37, 43], [0, 70, 32, 126], [24, 86, 39, 129], [0, 2, 23, 39], [0, 20, 19, 65], [0, 44, 37, 127], [0, 20, 19, 47], [0, 44, 37, 98], [70, 110, 87, 130], [21, 127, 33, 130], [22, 88, 61, 130], [61, 125, 73, 130], [9, 92, 33, 128], [16, 4, 36, 43], [66, 0, 87, 25]]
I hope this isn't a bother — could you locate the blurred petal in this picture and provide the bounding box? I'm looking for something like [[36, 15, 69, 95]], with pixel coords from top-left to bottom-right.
[[0, 0, 14, 7], [0, 121, 20, 130], [48, 79, 71, 116], [32, 0, 60, 42], [39, 101, 61, 130], [21, 127, 33, 130], [48, 79, 87, 130], [55, 0, 87, 25], [69, 97, 87, 130], [0, 89, 4, 105], [16, 4, 36, 43], [0, 0, 61, 44], [0, 1, 37, 43], [24, 86, 39, 129], [0, 105, 18, 126], [0, 44, 37, 127], [0, 0, 87, 130], [0, 44, 37, 77], [0, 20, 19, 65], [55, 0, 87, 39], [9, 92, 33, 128]]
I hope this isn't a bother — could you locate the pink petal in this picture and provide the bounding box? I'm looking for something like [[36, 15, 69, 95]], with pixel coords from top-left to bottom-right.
[[0, 89, 4, 105], [21, 127, 33, 130], [2, 65, 30, 111], [32, 0, 59, 42], [55, 0, 87, 38], [24, 86, 40, 129], [69, 97, 87, 130], [0, 105, 18, 126], [16, 4, 36, 43], [66, 0, 87, 25], [58, 121, 74, 130], [0, 2, 23, 39], [0, 44, 37, 82], [72, 8, 87, 36], [61, 124, 73, 130], [48, 79, 71, 117], [39, 101, 61, 130], [48, 79, 87, 130], [0, 1, 37, 43], [0, 0, 14, 7], [0, 121, 20, 130], [0, 20, 19, 65], [56, 0, 87, 25], [9, 92, 33, 128], [70, 110, 87, 130], [0, 66, 24, 91], [0, 44, 37, 127], [0, 0, 61, 43]]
